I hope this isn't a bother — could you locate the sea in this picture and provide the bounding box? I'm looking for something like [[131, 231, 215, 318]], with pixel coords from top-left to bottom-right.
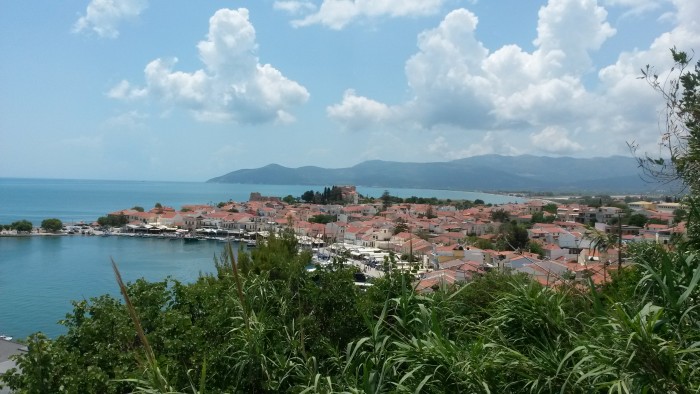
[[0, 178, 525, 339]]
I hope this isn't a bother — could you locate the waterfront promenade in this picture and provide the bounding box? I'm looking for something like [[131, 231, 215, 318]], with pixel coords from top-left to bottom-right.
[[0, 339, 26, 393]]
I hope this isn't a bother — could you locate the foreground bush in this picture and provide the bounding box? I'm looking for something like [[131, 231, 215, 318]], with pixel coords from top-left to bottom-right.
[[2, 227, 699, 393]]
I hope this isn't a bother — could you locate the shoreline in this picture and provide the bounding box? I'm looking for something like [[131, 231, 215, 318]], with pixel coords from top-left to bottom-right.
[[0, 232, 68, 238], [0, 338, 27, 378]]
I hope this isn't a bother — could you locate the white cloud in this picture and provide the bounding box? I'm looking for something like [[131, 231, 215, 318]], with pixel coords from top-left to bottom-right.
[[273, 1, 317, 15], [403, 8, 494, 128], [428, 132, 522, 159], [73, 0, 148, 38], [534, 0, 616, 74], [530, 126, 583, 154], [671, 0, 700, 29], [327, 90, 398, 130], [328, 0, 698, 159], [595, 0, 700, 153], [287, 0, 446, 30], [330, 2, 614, 130], [110, 8, 309, 124], [427, 135, 449, 154], [602, 0, 666, 16], [107, 80, 147, 100]]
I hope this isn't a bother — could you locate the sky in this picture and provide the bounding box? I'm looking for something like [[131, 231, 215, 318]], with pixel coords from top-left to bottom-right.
[[1, 0, 699, 182]]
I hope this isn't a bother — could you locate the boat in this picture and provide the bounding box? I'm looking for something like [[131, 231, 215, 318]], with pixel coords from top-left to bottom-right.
[[0, 334, 13, 341]]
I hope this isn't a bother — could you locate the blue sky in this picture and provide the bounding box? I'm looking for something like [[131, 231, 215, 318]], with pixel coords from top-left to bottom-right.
[[1, 0, 698, 181]]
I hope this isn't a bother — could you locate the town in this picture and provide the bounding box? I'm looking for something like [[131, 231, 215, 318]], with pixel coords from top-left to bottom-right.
[[39, 185, 683, 293]]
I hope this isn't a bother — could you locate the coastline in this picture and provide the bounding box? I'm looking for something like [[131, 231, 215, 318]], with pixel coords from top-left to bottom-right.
[[0, 232, 67, 237]]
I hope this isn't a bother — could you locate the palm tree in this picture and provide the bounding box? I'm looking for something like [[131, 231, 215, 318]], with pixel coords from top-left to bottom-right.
[[587, 227, 618, 267]]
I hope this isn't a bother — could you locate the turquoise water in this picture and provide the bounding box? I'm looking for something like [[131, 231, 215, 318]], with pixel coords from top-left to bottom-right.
[[0, 178, 524, 339], [0, 235, 229, 339]]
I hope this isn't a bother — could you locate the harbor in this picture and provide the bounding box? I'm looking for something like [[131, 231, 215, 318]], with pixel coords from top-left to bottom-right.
[[0, 235, 228, 339], [0, 233, 405, 340]]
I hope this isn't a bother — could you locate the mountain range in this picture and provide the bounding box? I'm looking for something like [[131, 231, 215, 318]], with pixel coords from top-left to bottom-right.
[[207, 155, 673, 194]]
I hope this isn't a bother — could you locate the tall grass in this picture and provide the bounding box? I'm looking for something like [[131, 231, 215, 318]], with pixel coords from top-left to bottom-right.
[[121, 242, 700, 393], [5, 227, 700, 393]]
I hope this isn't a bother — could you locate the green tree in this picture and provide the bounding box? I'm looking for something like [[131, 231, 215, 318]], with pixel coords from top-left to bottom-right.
[[393, 218, 409, 235], [628, 213, 648, 227], [674, 208, 687, 223], [425, 205, 436, 219], [527, 240, 545, 257], [636, 49, 700, 243], [301, 190, 315, 203], [308, 214, 336, 224], [282, 194, 296, 204], [305, 266, 365, 349], [381, 190, 392, 211], [41, 218, 63, 233], [131, 206, 144, 212], [414, 228, 430, 241], [454, 200, 474, 210], [588, 227, 620, 267], [542, 203, 558, 213], [498, 221, 529, 251], [490, 208, 510, 222], [469, 237, 494, 250], [531, 211, 555, 224], [97, 214, 128, 227], [11, 220, 32, 233], [648, 217, 669, 225]]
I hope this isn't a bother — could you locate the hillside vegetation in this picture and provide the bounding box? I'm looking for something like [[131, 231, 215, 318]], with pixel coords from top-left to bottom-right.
[[2, 228, 700, 393]]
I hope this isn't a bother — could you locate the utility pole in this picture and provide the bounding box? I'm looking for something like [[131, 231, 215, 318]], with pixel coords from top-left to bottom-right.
[[617, 212, 623, 271]]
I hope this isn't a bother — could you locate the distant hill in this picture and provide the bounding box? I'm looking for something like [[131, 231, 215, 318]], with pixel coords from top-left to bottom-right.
[[207, 154, 673, 194]]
